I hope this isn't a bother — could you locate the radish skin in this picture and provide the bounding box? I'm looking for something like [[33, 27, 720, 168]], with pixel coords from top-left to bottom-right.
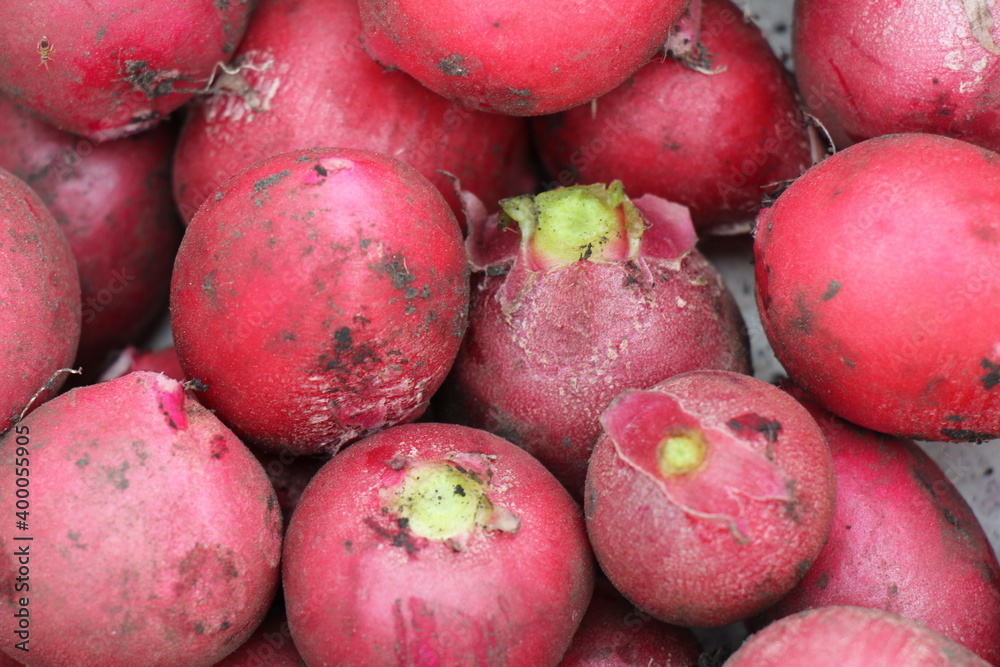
[[755, 133, 1000, 442], [585, 371, 836, 628], [794, 0, 1000, 152], [0, 168, 80, 435], [283, 423, 595, 666], [725, 606, 991, 666], [358, 0, 691, 116], [171, 148, 469, 456]]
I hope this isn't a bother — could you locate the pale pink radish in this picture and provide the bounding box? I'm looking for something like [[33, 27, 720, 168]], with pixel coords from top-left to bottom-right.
[[585, 370, 836, 627], [0, 372, 282, 666]]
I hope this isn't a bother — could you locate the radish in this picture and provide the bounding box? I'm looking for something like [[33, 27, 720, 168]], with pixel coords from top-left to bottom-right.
[[794, 0, 1000, 152], [0, 0, 253, 141], [171, 147, 468, 456], [558, 580, 702, 666], [753, 383, 1000, 664], [585, 370, 836, 628], [437, 182, 749, 497], [282, 422, 595, 666], [0, 94, 181, 373], [0, 168, 80, 436], [754, 132, 1000, 442], [725, 606, 991, 666], [0, 372, 282, 666], [534, 0, 812, 233], [173, 0, 535, 224], [357, 0, 691, 116]]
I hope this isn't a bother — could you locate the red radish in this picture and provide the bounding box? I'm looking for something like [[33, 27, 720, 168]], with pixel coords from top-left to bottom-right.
[[754, 132, 1000, 442], [753, 384, 1000, 665], [794, 0, 1000, 152], [558, 580, 702, 666], [357, 0, 691, 116], [725, 606, 991, 666], [0, 94, 182, 372], [534, 0, 812, 233], [0, 0, 253, 141], [99, 346, 186, 384], [0, 372, 282, 666], [437, 182, 749, 497], [171, 147, 469, 456], [282, 422, 595, 666], [173, 0, 535, 224], [585, 370, 836, 628], [0, 168, 80, 435]]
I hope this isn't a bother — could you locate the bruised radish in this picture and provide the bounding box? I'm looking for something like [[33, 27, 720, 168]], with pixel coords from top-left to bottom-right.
[[0, 372, 282, 666], [0, 94, 181, 372], [0, 0, 253, 141], [754, 133, 1000, 442], [282, 422, 595, 666], [558, 580, 702, 666], [585, 370, 836, 628], [0, 168, 80, 435], [171, 148, 468, 456], [173, 0, 535, 224], [357, 0, 690, 116], [534, 0, 812, 233], [794, 0, 1000, 152], [753, 384, 1000, 664], [437, 182, 749, 497], [725, 606, 991, 666]]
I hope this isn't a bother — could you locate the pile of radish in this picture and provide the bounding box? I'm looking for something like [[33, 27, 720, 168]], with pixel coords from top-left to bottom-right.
[[0, 0, 998, 664]]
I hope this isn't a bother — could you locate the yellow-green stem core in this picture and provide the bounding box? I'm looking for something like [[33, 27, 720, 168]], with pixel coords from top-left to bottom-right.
[[657, 428, 708, 477], [533, 187, 621, 265], [499, 181, 643, 267], [389, 463, 492, 541]]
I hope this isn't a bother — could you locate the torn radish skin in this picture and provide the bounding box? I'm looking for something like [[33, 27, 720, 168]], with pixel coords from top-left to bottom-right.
[[585, 370, 836, 628], [601, 389, 794, 543]]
